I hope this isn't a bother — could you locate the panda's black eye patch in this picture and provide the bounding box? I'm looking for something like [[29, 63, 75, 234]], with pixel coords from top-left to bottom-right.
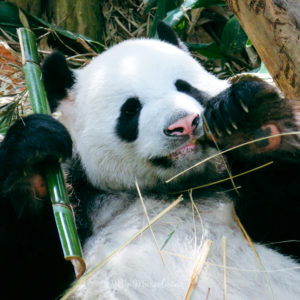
[[175, 79, 209, 106], [122, 97, 142, 115], [116, 97, 142, 142], [175, 79, 192, 93]]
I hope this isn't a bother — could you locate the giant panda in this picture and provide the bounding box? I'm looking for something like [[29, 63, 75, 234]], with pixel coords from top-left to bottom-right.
[[1, 22, 300, 299]]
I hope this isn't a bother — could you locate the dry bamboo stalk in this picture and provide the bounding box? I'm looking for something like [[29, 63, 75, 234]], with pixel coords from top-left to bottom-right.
[[184, 240, 212, 300]]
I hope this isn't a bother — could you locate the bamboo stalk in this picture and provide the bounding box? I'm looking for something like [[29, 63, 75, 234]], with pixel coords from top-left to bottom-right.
[[17, 27, 85, 278]]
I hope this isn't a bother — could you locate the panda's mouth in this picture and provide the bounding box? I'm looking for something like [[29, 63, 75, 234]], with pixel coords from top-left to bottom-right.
[[150, 138, 199, 168], [167, 138, 197, 160]]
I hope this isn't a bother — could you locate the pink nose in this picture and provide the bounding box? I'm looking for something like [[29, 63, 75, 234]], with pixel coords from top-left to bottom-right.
[[165, 113, 199, 136]]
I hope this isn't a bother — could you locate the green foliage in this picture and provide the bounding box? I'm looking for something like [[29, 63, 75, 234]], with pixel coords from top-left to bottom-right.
[[164, 0, 225, 27], [145, 0, 254, 75], [159, 1, 258, 76], [0, 2, 104, 53], [0, 100, 19, 135], [187, 42, 224, 59], [0, 2, 23, 35], [221, 16, 248, 55], [149, 0, 168, 37]]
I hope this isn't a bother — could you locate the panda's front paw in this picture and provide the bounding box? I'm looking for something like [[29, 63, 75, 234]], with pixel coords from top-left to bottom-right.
[[0, 114, 72, 172], [0, 114, 72, 215], [204, 80, 279, 138]]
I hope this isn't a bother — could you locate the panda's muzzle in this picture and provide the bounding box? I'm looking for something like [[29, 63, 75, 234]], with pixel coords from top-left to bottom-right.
[[163, 113, 201, 138], [149, 113, 205, 168]]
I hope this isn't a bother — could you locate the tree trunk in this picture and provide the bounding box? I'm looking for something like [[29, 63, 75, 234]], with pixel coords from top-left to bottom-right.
[[225, 0, 300, 99], [49, 0, 103, 42], [7, 0, 103, 42], [7, 0, 42, 16]]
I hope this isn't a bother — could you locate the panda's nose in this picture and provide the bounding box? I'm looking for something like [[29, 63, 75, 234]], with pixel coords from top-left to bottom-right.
[[164, 113, 200, 137]]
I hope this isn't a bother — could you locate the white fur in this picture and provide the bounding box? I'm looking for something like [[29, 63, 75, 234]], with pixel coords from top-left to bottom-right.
[[57, 38, 300, 299], [70, 194, 300, 300], [58, 39, 229, 191]]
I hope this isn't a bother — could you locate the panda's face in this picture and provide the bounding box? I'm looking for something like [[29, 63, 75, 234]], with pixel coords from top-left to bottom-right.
[[59, 39, 229, 191]]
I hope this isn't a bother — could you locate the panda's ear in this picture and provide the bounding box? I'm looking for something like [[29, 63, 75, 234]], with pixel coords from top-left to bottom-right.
[[157, 21, 188, 52], [42, 52, 75, 112]]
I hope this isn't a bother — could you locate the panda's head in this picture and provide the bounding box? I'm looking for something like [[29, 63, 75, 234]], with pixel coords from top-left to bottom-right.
[[43, 23, 229, 192]]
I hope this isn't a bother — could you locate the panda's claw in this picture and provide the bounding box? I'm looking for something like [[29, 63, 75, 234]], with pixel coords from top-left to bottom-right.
[[225, 127, 232, 135], [239, 98, 249, 113], [213, 123, 223, 137], [228, 118, 238, 130]]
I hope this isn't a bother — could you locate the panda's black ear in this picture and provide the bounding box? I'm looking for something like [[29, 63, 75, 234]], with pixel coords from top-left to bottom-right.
[[157, 21, 188, 51], [42, 52, 75, 112]]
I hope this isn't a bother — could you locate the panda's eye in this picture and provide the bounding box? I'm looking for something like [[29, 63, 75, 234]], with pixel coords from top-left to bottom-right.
[[122, 97, 142, 116]]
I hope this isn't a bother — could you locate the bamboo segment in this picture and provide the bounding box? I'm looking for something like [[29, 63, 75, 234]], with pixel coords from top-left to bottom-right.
[[45, 161, 86, 277], [17, 27, 85, 278], [23, 63, 50, 113]]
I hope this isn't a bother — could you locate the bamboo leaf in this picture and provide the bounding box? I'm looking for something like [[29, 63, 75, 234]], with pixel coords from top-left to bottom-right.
[[0, 127, 8, 135], [160, 230, 175, 250], [187, 42, 224, 59], [0, 2, 22, 36], [17, 27, 85, 278], [0, 99, 20, 135], [149, 0, 168, 37], [221, 16, 248, 55], [164, 0, 225, 27], [18, 8, 30, 29], [145, 0, 158, 14]]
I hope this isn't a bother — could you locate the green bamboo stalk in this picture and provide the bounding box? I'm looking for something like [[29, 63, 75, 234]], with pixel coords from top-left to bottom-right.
[[17, 27, 85, 278]]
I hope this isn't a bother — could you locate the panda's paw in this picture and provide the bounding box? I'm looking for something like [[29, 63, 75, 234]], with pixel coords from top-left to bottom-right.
[[0, 114, 72, 171], [0, 114, 72, 214], [204, 80, 280, 138]]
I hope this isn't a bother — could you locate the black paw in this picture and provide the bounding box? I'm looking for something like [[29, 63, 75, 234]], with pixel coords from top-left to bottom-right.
[[0, 114, 72, 176], [0, 114, 72, 215], [204, 80, 280, 137]]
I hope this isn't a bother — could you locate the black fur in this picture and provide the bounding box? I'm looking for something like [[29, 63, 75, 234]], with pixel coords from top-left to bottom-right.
[[67, 158, 100, 244], [0, 114, 72, 214], [0, 114, 74, 299], [116, 97, 142, 142], [205, 80, 300, 261], [175, 79, 209, 105], [156, 21, 188, 51], [150, 156, 174, 168], [42, 52, 75, 112], [157, 21, 180, 47], [204, 80, 288, 137]]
